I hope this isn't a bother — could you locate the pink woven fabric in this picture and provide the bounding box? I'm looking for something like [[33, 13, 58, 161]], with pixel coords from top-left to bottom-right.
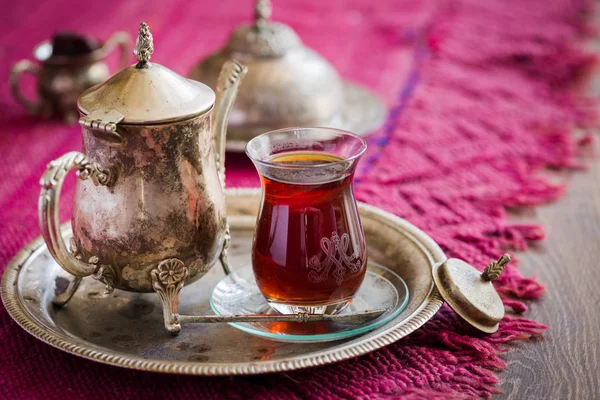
[[0, 0, 595, 398]]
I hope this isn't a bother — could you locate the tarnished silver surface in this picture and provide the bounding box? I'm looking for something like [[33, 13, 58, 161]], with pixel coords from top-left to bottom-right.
[[10, 32, 131, 124], [224, 82, 387, 152], [133, 22, 154, 66], [3, 188, 445, 375], [190, 0, 387, 151], [37, 22, 247, 334]]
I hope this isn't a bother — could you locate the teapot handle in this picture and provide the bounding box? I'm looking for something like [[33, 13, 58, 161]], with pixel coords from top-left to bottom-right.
[[212, 60, 248, 186], [39, 152, 117, 278], [10, 60, 41, 114], [102, 31, 132, 70]]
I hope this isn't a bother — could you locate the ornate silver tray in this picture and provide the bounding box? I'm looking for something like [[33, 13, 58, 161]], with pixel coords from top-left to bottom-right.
[[1, 188, 444, 375]]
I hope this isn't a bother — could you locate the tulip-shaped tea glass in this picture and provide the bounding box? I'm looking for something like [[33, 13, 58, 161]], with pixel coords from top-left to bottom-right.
[[246, 127, 368, 315]]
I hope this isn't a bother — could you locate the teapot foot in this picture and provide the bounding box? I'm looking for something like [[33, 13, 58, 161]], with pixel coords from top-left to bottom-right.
[[150, 258, 189, 336]]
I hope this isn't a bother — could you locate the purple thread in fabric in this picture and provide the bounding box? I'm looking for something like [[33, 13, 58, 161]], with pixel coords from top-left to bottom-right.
[[357, 42, 428, 182]]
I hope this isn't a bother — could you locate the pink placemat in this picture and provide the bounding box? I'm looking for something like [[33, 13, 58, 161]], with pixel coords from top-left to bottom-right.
[[0, 0, 596, 398]]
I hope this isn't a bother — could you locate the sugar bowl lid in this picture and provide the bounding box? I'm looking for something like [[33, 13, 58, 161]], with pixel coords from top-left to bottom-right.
[[433, 254, 511, 333], [78, 22, 215, 125], [224, 0, 302, 57]]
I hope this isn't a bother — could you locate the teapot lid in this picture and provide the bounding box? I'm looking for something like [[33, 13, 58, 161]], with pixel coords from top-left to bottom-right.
[[78, 22, 215, 125], [224, 0, 302, 57], [432, 254, 511, 333]]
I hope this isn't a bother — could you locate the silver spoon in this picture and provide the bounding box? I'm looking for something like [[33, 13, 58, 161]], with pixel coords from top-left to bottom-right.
[[177, 309, 387, 325]]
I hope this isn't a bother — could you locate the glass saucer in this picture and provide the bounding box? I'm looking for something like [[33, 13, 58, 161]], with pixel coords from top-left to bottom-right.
[[210, 262, 409, 343]]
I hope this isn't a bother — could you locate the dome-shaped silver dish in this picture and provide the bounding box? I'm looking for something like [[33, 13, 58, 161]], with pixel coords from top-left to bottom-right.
[[190, 0, 386, 151]]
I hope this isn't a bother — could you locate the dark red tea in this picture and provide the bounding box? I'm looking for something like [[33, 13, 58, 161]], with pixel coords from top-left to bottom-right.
[[252, 151, 368, 308]]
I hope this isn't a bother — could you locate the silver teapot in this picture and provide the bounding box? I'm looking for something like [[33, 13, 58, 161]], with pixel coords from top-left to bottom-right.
[[38, 23, 247, 334]]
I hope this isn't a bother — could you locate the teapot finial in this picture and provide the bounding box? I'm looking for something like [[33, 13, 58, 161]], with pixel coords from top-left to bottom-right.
[[134, 22, 154, 68], [254, 0, 272, 27]]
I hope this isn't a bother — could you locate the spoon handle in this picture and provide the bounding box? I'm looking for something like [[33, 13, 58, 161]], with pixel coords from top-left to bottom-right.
[[177, 309, 386, 325]]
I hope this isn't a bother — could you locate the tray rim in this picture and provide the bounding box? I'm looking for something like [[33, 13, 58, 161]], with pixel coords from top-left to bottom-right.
[[1, 188, 444, 376]]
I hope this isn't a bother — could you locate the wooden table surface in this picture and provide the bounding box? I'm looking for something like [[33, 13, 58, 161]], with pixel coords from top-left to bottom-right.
[[498, 154, 600, 399]]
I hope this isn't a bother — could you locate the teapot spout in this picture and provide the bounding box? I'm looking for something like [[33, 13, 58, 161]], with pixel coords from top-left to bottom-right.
[[212, 60, 248, 184]]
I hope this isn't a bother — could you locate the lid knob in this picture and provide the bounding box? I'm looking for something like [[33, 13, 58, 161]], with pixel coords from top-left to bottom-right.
[[219, 0, 301, 57], [432, 254, 512, 333], [134, 22, 154, 68], [481, 253, 511, 281], [255, 0, 272, 27]]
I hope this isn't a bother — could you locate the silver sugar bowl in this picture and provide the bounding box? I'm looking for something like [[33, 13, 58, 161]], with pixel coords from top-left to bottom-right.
[[10, 31, 131, 124]]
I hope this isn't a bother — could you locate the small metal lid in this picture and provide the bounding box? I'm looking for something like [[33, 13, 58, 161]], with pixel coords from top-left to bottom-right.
[[432, 254, 511, 333], [224, 0, 302, 57], [78, 22, 215, 125]]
